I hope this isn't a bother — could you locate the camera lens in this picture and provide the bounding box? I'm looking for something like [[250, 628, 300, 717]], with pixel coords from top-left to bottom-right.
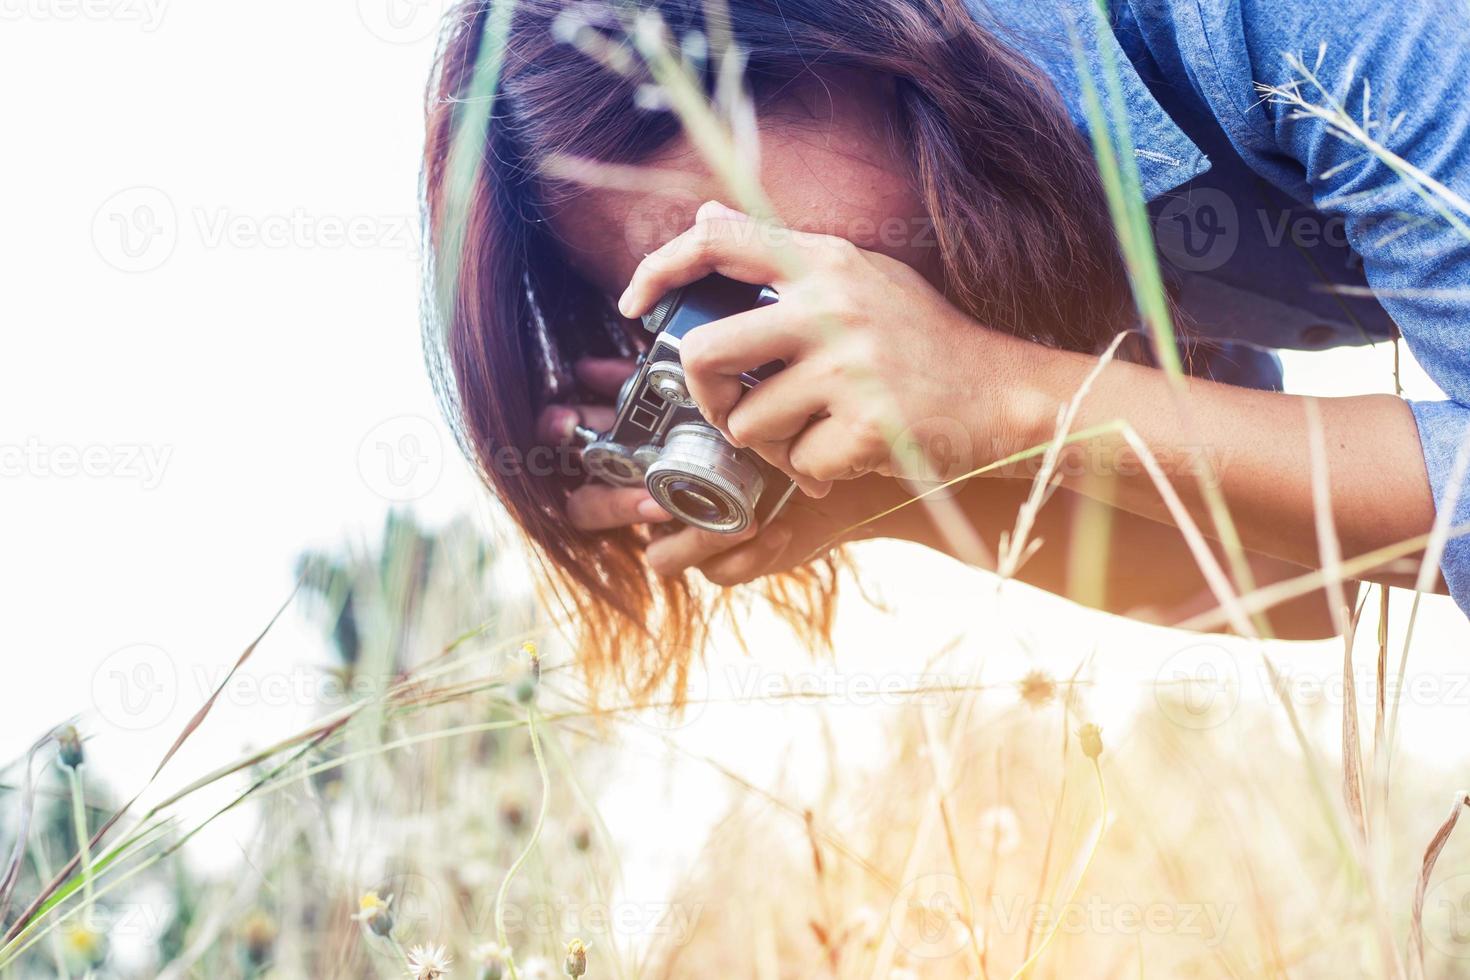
[[663, 479, 732, 526], [645, 423, 765, 534]]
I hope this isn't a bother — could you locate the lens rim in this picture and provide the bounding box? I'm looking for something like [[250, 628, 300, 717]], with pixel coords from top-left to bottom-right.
[[645, 423, 764, 533]]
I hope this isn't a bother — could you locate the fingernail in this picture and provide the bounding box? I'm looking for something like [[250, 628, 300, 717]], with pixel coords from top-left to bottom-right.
[[638, 497, 672, 521], [550, 407, 578, 442], [699, 200, 748, 222], [617, 288, 634, 318]]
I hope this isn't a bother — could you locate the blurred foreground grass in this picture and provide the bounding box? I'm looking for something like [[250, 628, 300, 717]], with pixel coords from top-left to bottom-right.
[[3, 510, 1470, 978]]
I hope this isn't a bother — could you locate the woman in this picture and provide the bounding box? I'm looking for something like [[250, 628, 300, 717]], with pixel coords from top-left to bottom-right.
[[423, 0, 1468, 692]]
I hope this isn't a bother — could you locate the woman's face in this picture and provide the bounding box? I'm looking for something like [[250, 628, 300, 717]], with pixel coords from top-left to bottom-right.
[[545, 70, 938, 305]]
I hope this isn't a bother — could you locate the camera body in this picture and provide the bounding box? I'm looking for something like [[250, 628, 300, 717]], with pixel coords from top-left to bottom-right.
[[581, 274, 796, 534]]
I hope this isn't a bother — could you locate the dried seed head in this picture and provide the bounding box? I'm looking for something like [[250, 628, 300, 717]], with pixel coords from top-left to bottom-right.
[[1017, 670, 1056, 708], [354, 890, 395, 937], [523, 641, 541, 681], [1077, 723, 1104, 760], [57, 725, 85, 770], [564, 938, 588, 978], [500, 797, 527, 831], [240, 909, 277, 967], [571, 824, 592, 853]]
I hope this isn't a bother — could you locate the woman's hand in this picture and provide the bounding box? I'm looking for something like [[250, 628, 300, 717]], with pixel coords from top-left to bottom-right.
[[537, 356, 676, 531], [617, 201, 1026, 494], [539, 356, 822, 584]]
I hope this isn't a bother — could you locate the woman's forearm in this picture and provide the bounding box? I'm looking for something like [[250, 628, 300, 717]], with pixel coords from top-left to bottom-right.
[[873, 475, 1341, 638], [1003, 346, 1441, 590]]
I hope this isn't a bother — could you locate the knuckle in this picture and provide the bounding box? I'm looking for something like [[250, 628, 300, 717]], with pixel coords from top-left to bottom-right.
[[823, 237, 861, 269], [700, 561, 747, 587], [679, 331, 711, 371], [725, 410, 754, 446], [645, 547, 680, 577]]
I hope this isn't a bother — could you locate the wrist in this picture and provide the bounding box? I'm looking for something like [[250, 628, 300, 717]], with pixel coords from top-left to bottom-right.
[[980, 333, 1065, 467]]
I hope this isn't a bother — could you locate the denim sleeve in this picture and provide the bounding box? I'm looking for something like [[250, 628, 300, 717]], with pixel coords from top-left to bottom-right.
[[1228, 0, 1470, 608]]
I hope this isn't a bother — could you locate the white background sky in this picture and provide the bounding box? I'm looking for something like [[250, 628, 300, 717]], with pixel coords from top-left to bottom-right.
[[3, 0, 1470, 912]]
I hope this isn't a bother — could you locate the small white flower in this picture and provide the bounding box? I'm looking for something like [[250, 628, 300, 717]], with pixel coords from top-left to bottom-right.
[[406, 943, 453, 979], [471, 942, 511, 980], [978, 804, 1022, 856], [519, 955, 555, 980]]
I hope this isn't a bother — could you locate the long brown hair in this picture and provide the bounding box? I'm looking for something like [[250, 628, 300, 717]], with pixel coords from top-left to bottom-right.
[[422, 0, 1133, 697]]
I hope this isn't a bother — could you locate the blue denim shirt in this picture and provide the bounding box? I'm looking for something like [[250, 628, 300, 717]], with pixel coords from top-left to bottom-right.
[[974, 0, 1470, 614]]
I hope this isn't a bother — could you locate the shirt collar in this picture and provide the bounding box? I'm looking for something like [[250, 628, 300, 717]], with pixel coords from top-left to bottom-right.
[[967, 0, 1210, 200]]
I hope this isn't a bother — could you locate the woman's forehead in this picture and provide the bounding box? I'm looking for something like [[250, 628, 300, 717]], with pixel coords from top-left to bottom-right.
[[545, 118, 926, 295]]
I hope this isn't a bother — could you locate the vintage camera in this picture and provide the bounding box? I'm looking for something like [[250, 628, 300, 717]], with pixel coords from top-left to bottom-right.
[[577, 274, 797, 534]]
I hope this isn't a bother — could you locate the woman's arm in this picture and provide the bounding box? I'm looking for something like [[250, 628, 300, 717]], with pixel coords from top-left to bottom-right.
[[1002, 345, 1441, 591], [864, 474, 1345, 640], [619, 204, 1442, 615]]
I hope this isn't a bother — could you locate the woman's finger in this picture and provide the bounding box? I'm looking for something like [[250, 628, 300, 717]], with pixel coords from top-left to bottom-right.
[[619, 206, 831, 318], [537, 404, 617, 446], [677, 303, 807, 430], [565, 485, 672, 531], [788, 417, 877, 483], [645, 522, 759, 577], [574, 357, 639, 399], [696, 525, 795, 586], [722, 363, 831, 448]]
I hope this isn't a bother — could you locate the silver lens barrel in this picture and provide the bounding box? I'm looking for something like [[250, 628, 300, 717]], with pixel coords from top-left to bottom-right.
[[645, 423, 765, 534], [582, 440, 646, 487]]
